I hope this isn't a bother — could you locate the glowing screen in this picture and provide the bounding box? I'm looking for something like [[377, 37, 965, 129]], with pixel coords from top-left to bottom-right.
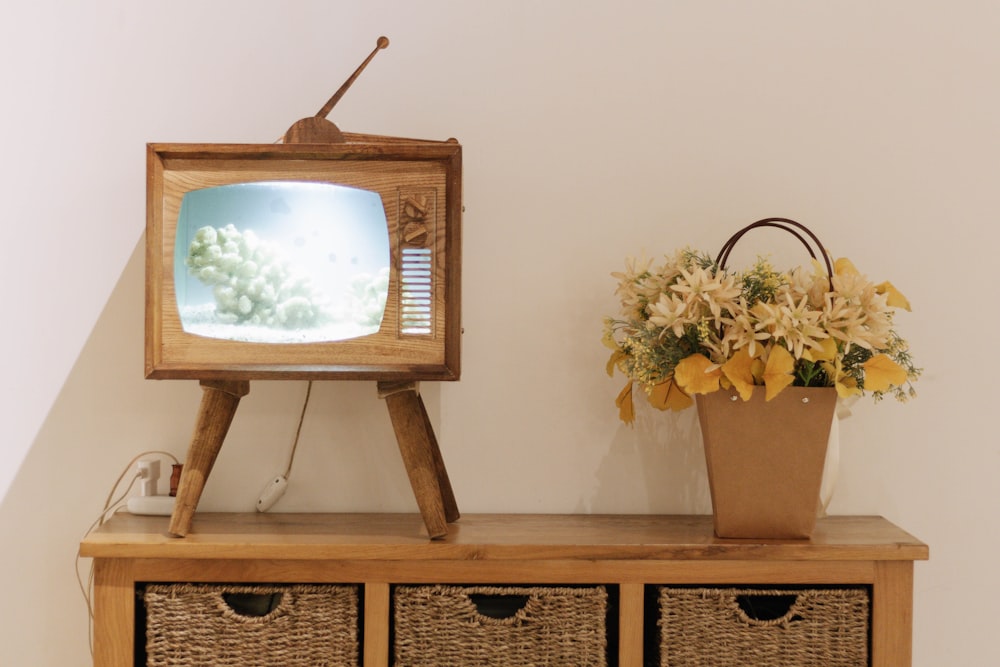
[[174, 181, 391, 343]]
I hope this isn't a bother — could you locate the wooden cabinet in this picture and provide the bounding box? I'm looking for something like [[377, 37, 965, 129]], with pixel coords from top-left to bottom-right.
[[80, 513, 927, 666]]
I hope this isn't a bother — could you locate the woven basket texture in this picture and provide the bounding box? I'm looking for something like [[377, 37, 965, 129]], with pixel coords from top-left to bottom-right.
[[393, 585, 608, 667], [144, 583, 359, 667], [659, 587, 869, 667]]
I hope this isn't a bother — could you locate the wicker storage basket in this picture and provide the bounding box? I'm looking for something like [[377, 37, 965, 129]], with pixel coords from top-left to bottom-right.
[[658, 587, 869, 667], [393, 585, 608, 666], [143, 583, 359, 667]]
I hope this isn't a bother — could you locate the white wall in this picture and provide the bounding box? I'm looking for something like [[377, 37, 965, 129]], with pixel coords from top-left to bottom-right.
[[1, 1, 995, 664]]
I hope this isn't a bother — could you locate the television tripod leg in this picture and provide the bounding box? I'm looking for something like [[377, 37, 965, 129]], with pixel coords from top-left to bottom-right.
[[168, 380, 251, 537], [378, 381, 459, 539]]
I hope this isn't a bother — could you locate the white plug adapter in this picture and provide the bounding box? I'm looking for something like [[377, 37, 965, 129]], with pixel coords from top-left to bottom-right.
[[137, 459, 161, 496], [256, 475, 288, 512], [128, 459, 173, 515]]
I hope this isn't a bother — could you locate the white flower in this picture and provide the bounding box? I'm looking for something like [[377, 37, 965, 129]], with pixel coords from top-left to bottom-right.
[[648, 292, 690, 338]]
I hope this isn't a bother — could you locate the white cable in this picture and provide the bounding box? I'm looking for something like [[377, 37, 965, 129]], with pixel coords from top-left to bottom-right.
[[283, 381, 313, 480], [257, 382, 314, 512], [76, 450, 181, 658]]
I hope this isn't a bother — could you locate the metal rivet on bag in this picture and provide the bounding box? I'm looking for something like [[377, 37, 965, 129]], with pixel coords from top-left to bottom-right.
[[731, 395, 738, 402], [802, 397, 810, 404]]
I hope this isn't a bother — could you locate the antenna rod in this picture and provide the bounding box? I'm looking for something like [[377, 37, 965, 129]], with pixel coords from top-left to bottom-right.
[[316, 36, 390, 119]]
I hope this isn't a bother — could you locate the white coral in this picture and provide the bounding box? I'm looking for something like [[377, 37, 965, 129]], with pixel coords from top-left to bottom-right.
[[186, 224, 330, 330], [345, 267, 391, 328]]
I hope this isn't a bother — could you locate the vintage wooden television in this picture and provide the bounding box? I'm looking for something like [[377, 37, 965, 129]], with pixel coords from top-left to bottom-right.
[[145, 138, 462, 382], [145, 138, 464, 539]]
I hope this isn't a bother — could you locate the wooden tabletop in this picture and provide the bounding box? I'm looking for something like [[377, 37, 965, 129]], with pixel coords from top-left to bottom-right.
[[79, 513, 928, 563]]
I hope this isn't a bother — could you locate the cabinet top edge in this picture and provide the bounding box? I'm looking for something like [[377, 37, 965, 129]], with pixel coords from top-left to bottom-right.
[[79, 513, 929, 562]]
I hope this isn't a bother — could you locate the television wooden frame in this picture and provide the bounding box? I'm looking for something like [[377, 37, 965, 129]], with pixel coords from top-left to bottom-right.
[[145, 138, 462, 382]]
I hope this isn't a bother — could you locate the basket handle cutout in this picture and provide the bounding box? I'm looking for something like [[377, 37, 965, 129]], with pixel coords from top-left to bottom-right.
[[469, 593, 531, 620], [716, 217, 833, 290], [221, 591, 284, 618], [735, 593, 804, 625]]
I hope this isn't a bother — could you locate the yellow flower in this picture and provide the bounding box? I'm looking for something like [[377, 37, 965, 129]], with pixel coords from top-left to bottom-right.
[[605, 349, 625, 377], [819, 356, 862, 399], [875, 281, 912, 311], [802, 336, 838, 363], [674, 353, 722, 395], [762, 345, 796, 401], [863, 354, 908, 392], [605, 245, 917, 415], [615, 381, 635, 424], [721, 347, 756, 401], [834, 257, 860, 277], [648, 376, 693, 411]]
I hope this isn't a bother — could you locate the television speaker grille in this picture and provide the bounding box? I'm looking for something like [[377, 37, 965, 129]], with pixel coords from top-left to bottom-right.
[[400, 248, 432, 335]]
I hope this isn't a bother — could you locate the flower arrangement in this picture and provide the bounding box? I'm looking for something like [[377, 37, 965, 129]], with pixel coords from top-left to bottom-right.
[[602, 227, 919, 424]]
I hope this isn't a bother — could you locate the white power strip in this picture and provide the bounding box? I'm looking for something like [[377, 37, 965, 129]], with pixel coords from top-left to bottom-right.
[[127, 495, 175, 516]]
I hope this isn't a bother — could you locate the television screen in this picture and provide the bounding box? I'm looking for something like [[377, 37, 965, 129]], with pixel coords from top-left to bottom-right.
[[145, 139, 462, 381], [176, 181, 391, 344]]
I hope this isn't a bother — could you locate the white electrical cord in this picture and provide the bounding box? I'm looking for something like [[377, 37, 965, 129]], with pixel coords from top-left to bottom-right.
[[284, 381, 313, 480], [256, 382, 313, 512], [76, 450, 180, 657]]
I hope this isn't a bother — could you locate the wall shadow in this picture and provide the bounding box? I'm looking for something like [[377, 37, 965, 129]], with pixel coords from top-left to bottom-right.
[[580, 398, 711, 515]]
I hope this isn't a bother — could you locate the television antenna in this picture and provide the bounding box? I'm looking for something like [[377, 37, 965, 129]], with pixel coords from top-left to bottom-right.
[[283, 36, 390, 144], [167, 37, 461, 540]]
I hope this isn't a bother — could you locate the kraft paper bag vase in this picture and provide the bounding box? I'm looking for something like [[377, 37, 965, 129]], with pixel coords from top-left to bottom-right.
[[696, 387, 838, 539]]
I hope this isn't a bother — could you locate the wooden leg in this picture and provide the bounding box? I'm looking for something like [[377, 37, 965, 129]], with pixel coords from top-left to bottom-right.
[[168, 380, 250, 537], [414, 390, 460, 523], [92, 558, 134, 667], [619, 583, 645, 667], [871, 560, 915, 667], [378, 381, 459, 538], [363, 582, 391, 667]]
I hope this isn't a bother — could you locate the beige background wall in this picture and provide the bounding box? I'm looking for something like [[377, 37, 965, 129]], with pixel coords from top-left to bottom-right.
[[1, 2, 995, 664]]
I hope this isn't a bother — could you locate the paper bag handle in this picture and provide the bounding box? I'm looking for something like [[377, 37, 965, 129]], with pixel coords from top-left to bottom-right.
[[715, 217, 833, 289]]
